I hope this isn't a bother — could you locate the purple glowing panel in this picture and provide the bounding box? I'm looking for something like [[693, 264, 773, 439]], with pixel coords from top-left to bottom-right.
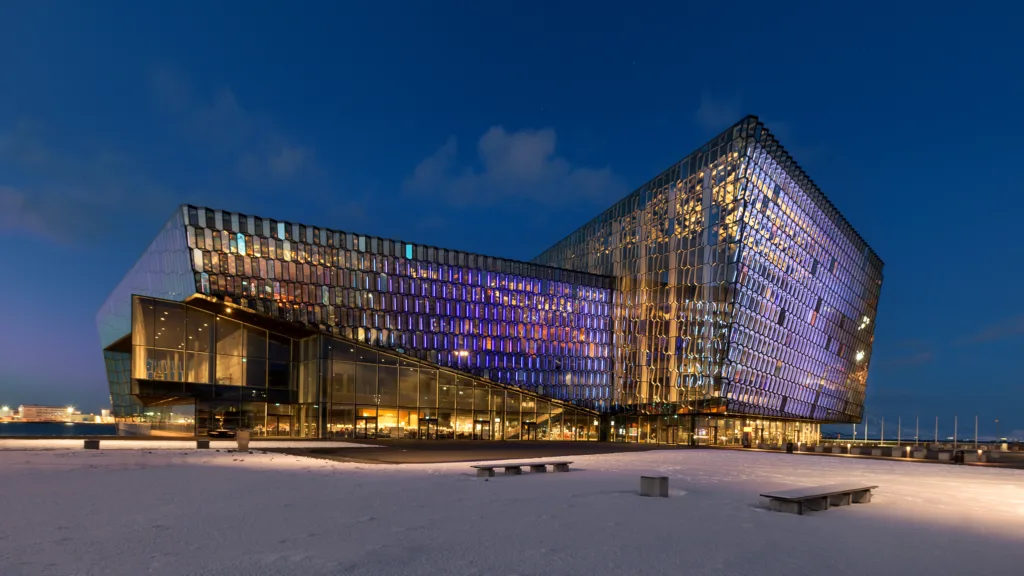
[[173, 206, 615, 410]]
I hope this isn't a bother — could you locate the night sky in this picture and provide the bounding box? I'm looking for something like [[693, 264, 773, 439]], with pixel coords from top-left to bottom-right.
[[1, 2, 1021, 437]]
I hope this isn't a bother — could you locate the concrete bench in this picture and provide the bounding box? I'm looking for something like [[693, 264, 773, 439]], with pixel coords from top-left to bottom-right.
[[761, 483, 878, 515], [471, 461, 573, 477], [196, 440, 210, 449], [83, 439, 100, 450]]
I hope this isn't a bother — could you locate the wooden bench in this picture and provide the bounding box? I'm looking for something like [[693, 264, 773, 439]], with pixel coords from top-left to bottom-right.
[[470, 461, 573, 477], [760, 483, 878, 515]]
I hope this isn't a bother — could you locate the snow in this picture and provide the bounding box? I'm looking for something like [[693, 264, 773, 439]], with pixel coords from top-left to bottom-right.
[[0, 439, 375, 450], [0, 448, 1021, 576]]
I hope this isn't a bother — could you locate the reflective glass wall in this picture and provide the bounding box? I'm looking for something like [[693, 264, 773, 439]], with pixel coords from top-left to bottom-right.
[[605, 414, 819, 446], [127, 296, 599, 439], [534, 116, 883, 423], [320, 337, 599, 441], [130, 296, 302, 436], [180, 206, 615, 410], [97, 210, 196, 417]]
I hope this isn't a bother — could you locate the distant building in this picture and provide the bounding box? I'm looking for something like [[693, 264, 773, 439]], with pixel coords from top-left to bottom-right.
[[0, 406, 13, 420], [97, 116, 883, 444], [18, 405, 75, 422]]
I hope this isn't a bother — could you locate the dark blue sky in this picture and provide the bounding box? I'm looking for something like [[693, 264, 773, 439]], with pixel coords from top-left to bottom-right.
[[1, 1, 1021, 437]]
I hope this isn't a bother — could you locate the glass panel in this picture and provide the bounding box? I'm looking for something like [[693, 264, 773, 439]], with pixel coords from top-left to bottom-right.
[[241, 402, 266, 435], [133, 297, 154, 347], [549, 405, 563, 440], [398, 366, 418, 406], [330, 404, 354, 438], [456, 382, 474, 410], [377, 407, 398, 438], [355, 363, 377, 404], [216, 354, 243, 385], [438, 373, 456, 409], [454, 409, 473, 439], [245, 326, 267, 358], [505, 392, 521, 440], [216, 317, 243, 356], [154, 301, 186, 351], [268, 360, 290, 389], [473, 385, 489, 412], [419, 369, 437, 407], [186, 308, 215, 352], [378, 366, 398, 405], [269, 332, 291, 362], [331, 342, 361, 363], [187, 352, 212, 384], [136, 347, 185, 381], [331, 361, 355, 403], [244, 358, 266, 387]]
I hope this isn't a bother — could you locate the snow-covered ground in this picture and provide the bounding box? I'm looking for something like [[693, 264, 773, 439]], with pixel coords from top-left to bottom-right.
[[0, 439, 374, 450], [0, 448, 1021, 576]]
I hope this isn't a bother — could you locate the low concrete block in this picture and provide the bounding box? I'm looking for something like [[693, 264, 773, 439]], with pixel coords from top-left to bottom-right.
[[83, 439, 100, 450], [871, 448, 883, 456], [889, 447, 906, 457], [828, 493, 853, 507], [814, 446, 825, 453], [831, 446, 845, 454], [640, 475, 669, 497], [963, 451, 979, 463], [912, 449, 926, 458], [988, 451, 1002, 460], [529, 464, 547, 473], [553, 463, 570, 472], [504, 466, 522, 475], [196, 440, 210, 449], [768, 499, 802, 514], [938, 452, 952, 461], [476, 468, 495, 478], [236, 430, 250, 452]]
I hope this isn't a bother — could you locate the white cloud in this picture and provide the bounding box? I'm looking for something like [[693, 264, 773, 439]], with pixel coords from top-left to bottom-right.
[[404, 126, 625, 207]]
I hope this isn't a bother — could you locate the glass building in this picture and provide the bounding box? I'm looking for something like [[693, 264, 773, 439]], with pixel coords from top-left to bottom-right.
[[98, 116, 882, 444]]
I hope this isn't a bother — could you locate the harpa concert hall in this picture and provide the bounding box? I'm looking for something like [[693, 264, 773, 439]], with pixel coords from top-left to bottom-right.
[[97, 116, 883, 445]]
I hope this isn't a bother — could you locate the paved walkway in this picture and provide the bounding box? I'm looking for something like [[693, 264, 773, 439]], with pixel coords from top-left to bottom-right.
[[263, 439, 692, 464], [712, 445, 1024, 469]]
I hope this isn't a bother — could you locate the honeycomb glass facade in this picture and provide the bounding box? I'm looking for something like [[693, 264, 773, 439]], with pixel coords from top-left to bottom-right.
[[534, 116, 883, 428], [98, 116, 882, 443]]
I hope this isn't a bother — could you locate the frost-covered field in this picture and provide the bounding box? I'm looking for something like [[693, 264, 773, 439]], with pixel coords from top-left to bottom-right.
[[0, 439, 373, 450], [0, 448, 1021, 576]]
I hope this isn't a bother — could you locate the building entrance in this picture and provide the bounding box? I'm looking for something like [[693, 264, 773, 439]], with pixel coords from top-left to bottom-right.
[[355, 416, 377, 439], [267, 414, 292, 436], [665, 424, 680, 445], [522, 421, 538, 441], [473, 419, 491, 440], [418, 417, 438, 440]]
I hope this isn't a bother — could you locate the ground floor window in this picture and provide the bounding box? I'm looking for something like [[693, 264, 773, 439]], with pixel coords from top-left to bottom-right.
[[607, 415, 820, 446]]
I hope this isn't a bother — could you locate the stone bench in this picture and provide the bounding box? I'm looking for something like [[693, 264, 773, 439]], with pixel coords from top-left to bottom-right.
[[471, 461, 573, 477], [761, 483, 878, 515]]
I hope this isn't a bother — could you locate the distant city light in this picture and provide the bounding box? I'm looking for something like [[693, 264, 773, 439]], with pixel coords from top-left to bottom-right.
[[855, 350, 866, 362]]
